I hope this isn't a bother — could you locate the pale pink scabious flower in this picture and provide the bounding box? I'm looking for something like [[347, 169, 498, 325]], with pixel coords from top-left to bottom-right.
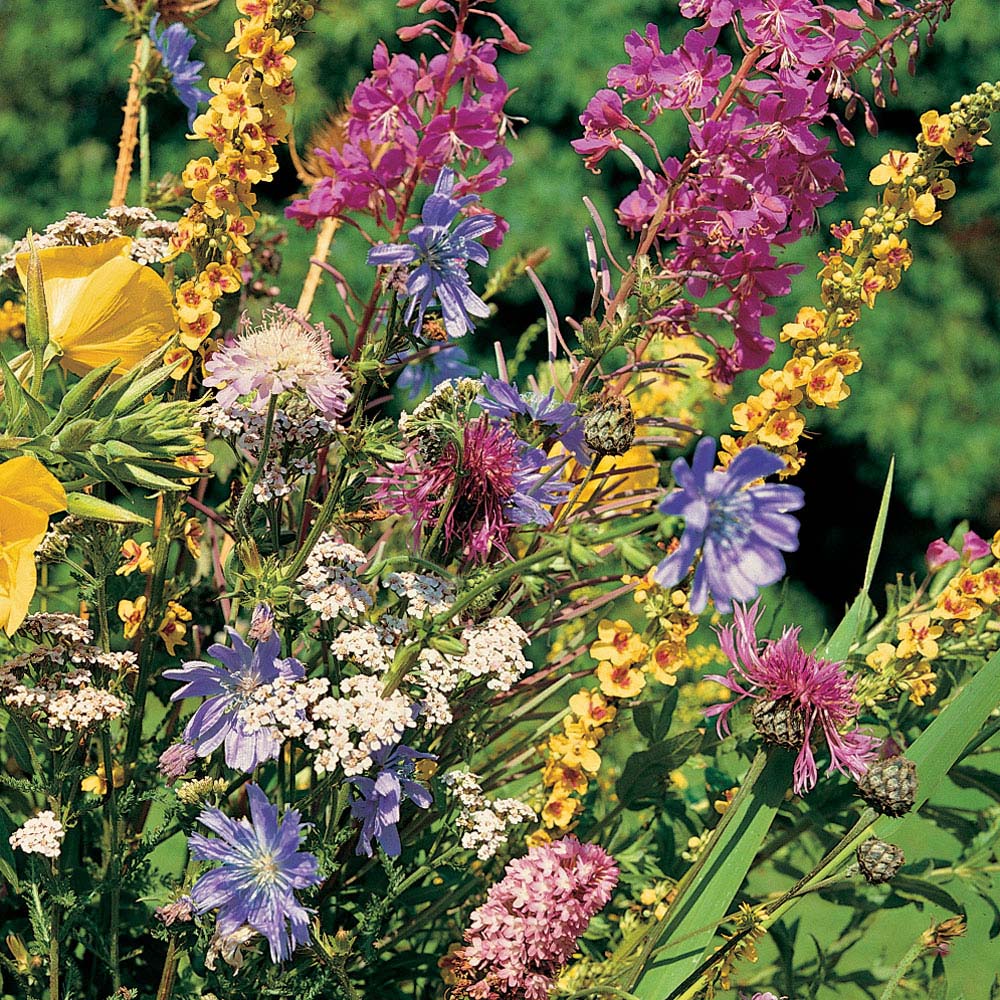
[[10, 810, 65, 859], [445, 836, 618, 999], [706, 601, 880, 795], [204, 310, 351, 422]]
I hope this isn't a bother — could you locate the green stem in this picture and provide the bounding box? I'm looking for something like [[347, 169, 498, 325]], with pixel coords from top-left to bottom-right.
[[234, 395, 278, 538], [49, 900, 60, 1000], [877, 934, 926, 1000], [102, 731, 122, 991]]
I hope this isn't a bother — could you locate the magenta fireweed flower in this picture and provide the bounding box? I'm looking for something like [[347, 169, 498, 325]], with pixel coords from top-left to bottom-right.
[[375, 416, 566, 562], [446, 836, 618, 999], [962, 530, 991, 562], [188, 784, 321, 963], [367, 168, 495, 338], [925, 538, 959, 572], [164, 628, 304, 772], [654, 437, 804, 613], [706, 601, 880, 794]]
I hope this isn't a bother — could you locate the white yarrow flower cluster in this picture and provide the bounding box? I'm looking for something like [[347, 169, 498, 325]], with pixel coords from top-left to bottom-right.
[[384, 572, 454, 620], [239, 674, 416, 777], [443, 771, 535, 861], [3, 667, 127, 731], [297, 534, 373, 622], [10, 811, 65, 859]]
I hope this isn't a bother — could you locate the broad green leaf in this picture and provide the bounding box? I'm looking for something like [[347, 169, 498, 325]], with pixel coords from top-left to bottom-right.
[[617, 729, 701, 809]]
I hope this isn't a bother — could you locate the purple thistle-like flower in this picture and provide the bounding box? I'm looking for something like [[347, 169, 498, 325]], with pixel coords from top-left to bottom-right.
[[159, 742, 198, 783], [367, 168, 495, 339], [149, 14, 210, 129], [348, 744, 435, 857], [188, 784, 321, 963], [164, 628, 304, 773], [654, 437, 804, 613], [478, 373, 591, 465], [706, 600, 881, 794]]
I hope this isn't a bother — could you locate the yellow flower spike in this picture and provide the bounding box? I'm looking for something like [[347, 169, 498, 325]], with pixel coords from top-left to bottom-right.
[[118, 596, 147, 640], [14, 239, 176, 376], [0, 456, 67, 636], [755, 409, 804, 448], [908, 189, 942, 225], [596, 660, 647, 699], [158, 610, 188, 656], [804, 361, 851, 408], [116, 539, 154, 577], [590, 618, 648, 666], [868, 149, 918, 186]]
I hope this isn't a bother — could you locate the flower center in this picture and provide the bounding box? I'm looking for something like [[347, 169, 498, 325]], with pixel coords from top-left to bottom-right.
[[251, 852, 280, 884]]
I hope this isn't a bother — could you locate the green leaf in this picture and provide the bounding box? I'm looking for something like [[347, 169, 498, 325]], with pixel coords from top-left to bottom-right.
[[631, 750, 793, 998], [823, 457, 893, 661], [5, 722, 33, 775], [633, 688, 678, 744], [0, 801, 20, 892], [617, 729, 701, 808], [65, 492, 152, 525], [891, 875, 962, 913]]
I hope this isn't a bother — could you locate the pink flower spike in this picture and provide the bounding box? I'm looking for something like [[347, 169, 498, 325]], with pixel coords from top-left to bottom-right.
[[925, 538, 959, 572], [961, 530, 991, 563]]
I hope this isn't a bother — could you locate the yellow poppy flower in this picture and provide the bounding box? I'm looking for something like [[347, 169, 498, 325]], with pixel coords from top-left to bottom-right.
[[15, 238, 176, 376], [0, 456, 67, 636]]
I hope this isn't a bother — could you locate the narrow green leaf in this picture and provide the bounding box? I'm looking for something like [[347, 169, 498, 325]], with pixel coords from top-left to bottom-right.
[[0, 801, 20, 891], [631, 751, 793, 998], [862, 456, 894, 597]]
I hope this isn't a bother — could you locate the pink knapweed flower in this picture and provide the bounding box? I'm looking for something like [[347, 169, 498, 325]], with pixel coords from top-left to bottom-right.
[[706, 601, 880, 794]]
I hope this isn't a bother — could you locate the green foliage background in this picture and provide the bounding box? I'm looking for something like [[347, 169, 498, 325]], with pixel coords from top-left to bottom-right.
[[1, 1, 999, 996]]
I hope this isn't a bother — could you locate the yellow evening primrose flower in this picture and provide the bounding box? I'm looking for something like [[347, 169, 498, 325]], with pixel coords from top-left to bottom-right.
[[0, 456, 67, 636], [590, 618, 648, 666], [15, 238, 176, 376], [116, 539, 154, 577], [868, 150, 918, 186], [118, 596, 147, 640], [597, 660, 647, 699]]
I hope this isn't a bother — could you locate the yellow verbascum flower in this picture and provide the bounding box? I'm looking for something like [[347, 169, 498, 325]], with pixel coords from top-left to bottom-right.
[[15, 238, 176, 376], [0, 456, 67, 636]]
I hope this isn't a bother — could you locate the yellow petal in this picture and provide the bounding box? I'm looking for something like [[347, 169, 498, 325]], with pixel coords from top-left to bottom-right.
[[16, 240, 176, 376], [0, 455, 67, 516]]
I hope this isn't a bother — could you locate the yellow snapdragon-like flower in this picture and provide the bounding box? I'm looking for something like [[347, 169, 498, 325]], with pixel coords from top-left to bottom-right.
[[116, 539, 154, 577], [0, 456, 67, 636], [590, 618, 648, 666], [15, 239, 176, 376], [596, 660, 647, 699], [868, 150, 918, 186], [118, 596, 147, 640]]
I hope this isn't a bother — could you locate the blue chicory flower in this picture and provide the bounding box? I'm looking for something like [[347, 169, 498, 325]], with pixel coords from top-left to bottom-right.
[[188, 784, 321, 963], [478, 373, 591, 464], [367, 168, 495, 339], [164, 625, 304, 772], [392, 342, 479, 401], [150, 14, 211, 129], [348, 744, 435, 857], [654, 436, 804, 613]]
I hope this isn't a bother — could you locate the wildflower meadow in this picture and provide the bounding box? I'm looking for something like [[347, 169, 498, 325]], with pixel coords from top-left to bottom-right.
[[2, 1, 1000, 999]]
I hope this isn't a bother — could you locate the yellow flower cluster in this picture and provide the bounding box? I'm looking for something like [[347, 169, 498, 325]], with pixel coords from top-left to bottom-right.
[[864, 536, 1000, 706], [721, 85, 998, 476], [165, 0, 311, 368], [535, 579, 704, 833]]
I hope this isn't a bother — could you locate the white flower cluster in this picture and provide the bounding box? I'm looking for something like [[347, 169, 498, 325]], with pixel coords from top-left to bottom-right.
[[443, 771, 535, 861], [3, 668, 127, 731], [240, 673, 416, 777], [20, 613, 93, 645], [297, 534, 373, 622], [206, 398, 337, 503], [415, 616, 531, 726], [9, 811, 65, 859], [328, 624, 395, 673], [384, 572, 454, 620]]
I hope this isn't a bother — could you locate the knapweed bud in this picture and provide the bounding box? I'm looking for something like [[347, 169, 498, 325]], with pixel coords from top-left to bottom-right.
[[583, 394, 635, 458], [856, 837, 904, 884], [856, 754, 918, 816], [751, 697, 805, 749]]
